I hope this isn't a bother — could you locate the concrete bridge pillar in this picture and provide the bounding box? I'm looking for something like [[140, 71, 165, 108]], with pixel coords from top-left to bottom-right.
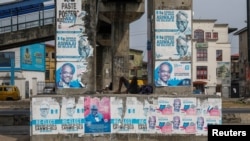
[[98, 0, 145, 91]]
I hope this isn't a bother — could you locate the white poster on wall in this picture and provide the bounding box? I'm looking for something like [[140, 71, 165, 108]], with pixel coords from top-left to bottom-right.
[[59, 97, 84, 134], [31, 97, 60, 135]]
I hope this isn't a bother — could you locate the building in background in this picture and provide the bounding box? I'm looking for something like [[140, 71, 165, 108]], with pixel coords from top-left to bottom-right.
[[234, 27, 249, 97], [192, 19, 236, 97], [45, 44, 56, 83], [230, 53, 239, 98], [129, 48, 148, 85], [0, 43, 46, 98]]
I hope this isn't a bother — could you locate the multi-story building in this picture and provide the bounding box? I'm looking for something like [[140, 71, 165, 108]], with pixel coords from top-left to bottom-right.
[[233, 27, 250, 97], [192, 19, 236, 97]]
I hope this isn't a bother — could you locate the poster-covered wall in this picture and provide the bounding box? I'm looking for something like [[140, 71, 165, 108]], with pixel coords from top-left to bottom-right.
[[154, 10, 192, 88], [31, 96, 221, 136], [55, 0, 93, 89]]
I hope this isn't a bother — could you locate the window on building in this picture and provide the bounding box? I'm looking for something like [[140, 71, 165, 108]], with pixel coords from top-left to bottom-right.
[[194, 29, 204, 43], [196, 66, 207, 79], [45, 70, 50, 80], [46, 52, 49, 58], [213, 32, 218, 39], [51, 52, 55, 59], [129, 55, 134, 60], [205, 32, 211, 39], [216, 50, 222, 61], [197, 49, 207, 61]]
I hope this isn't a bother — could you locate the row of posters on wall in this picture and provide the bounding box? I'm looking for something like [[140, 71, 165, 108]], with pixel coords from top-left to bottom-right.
[[31, 96, 221, 135]]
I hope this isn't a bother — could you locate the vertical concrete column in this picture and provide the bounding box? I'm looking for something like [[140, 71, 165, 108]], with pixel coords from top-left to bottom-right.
[[32, 77, 37, 96], [111, 22, 130, 92]]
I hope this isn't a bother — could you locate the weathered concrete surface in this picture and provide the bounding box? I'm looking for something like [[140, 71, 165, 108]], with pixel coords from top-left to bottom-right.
[[0, 135, 29, 141], [0, 24, 55, 50], [31, 134, 207, 141]]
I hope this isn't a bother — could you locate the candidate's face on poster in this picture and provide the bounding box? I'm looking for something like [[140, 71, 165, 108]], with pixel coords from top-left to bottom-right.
[[60, 65, 74, 83], [176, 37, 188, 57], [173, 99, 181, 112], [91, 108, 98, 116], [173, 116, 180, 129], [176, 12, 188, 32], [66, 101, 76, 117], [40, 102, 50, 118], [159, 64, 171, 82], [148, 116, 156, 129], [197, 117, 204, 130]]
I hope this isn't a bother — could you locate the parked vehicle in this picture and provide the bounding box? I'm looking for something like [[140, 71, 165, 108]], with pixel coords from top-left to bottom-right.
[[0, 85, 21, 101]]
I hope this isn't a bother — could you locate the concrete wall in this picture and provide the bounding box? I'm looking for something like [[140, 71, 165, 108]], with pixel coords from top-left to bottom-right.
[[29, 94, 220, 141]]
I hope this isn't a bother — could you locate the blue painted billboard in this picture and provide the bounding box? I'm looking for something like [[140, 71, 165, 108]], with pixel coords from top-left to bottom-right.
[[20, 43, 45, 71]]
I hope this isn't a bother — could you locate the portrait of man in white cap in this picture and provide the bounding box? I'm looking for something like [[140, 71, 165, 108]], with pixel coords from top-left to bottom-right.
[[85, 104, 104, 123], [40, 101, 50, 118], [175, 10, 191, 35]]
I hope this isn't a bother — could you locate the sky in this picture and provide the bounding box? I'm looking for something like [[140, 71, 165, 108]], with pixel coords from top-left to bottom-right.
[[129, 0, 247, 61]]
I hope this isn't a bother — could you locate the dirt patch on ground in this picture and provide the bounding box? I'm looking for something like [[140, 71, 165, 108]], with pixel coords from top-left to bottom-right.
[[222, 100, 250, 108]]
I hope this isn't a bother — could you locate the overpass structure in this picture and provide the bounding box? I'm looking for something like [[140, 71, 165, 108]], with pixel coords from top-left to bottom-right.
[[0, 0, 145, 92], [0, 0, 55, 50]]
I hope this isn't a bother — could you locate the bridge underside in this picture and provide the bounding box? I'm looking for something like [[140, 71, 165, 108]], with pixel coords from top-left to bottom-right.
[[0, 24, 55, 50]]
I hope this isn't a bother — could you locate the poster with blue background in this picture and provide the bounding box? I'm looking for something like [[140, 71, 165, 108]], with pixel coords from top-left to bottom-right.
[[20, 43, 45, 71], [154, 61, 191, 87], [84, 96, 111, 134]]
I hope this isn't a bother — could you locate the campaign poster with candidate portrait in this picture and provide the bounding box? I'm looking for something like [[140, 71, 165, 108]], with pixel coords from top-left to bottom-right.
[[110, 97, 124, 133], [84, 96, 111, 134], [31, 97, 60, 135], [20, 43, 45, 71], [156, 97, 173, 116], [155, 33, 192, 60], [56, 0, 93, 62], [196, 98, 222, 117], [135, 98, 157, 134], [56, 33, 94, 62], [196, 116, 221, 136], [111, 97, 137, 134], [155, 116, 173, 134], [154, 61, 191, 87], [172, 115, 196, 134], [155, 10, 192, 36], [56, 61, 87, 89], [179, 98, 196, 116], [59, 97, 84, 134]]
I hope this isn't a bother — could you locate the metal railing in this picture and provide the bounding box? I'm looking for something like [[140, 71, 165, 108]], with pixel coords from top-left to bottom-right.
[[0, 8, 55, 34]]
